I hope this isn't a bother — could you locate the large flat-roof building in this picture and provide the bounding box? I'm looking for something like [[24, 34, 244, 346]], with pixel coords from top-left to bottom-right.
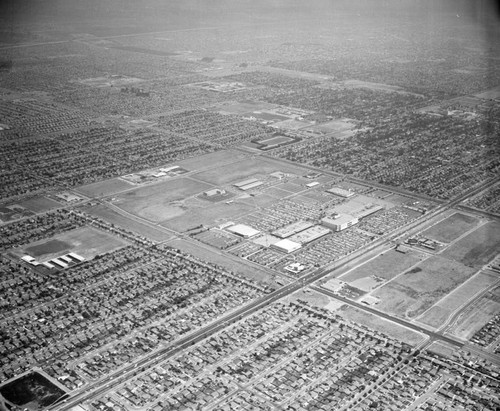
[[226, 224, 260, 238], [239, 181, 263, 191], [233, 178, 259, 188], [321, 214, 359, 232], [272, 220, 314, 239], [327, 187, 356, 198], [288, 225, 331, 245], [271, 239, 302, 254]]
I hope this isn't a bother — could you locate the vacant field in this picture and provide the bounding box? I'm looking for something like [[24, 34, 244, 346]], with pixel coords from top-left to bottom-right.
[[442, 221, 500, 267], [176, 149, 244, 172], [421, 212, 479, 243], [341, 249, 426, 282], [114, 177, 213, 222], [161, 201, 254, 232], [217, 100, 276, 115], [450, 289, 500, 340], [167, 237, 274, 285], [84, 204, 172, 242], [373, 255, 476, 319], [193, 157, 305, 186], [19, 196, 61, 213], [77, 177, 134, 197], [16, 226, 128, 261], [418, 270, 498, 329], [338, 305, 425, 346]]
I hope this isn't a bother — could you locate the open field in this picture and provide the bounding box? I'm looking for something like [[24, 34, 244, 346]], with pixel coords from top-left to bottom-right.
[[449, 286, 500, 340], [19, 196, 61, 213], [77, 178, 134, 198], [338, 305, 425, 346], [167, 237, 274, 285], [83, 204, 173, 242], [176, 149, 245, 171], [192, 157, 305, 186], [161, 201, 255, 232], [421, 212, 480, 243], [373, 256, 476, 319], [442, 221, 500, 267], [217, 100, 277, 115], [113, 177, 213, 222], [15, 226, 128, 261], [417, 270, 498, 329], [341, 249, 426, 282], [287, 288, 331, 308]]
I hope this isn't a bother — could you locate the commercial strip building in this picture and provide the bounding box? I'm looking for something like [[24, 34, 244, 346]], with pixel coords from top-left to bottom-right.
[[272, 220, 314, 239], [288, 225, 331, 245]]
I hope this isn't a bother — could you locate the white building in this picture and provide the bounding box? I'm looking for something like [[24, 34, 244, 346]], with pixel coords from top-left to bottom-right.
[[321, 214, 359, 231], [226, 224, 260, 238], [271, 239, 301, 254]]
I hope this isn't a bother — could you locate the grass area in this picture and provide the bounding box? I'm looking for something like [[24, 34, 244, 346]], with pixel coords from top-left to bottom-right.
[[338, 305, 425, 346], [421, 212, 479, 243], [77, 177, 134, 198], [115, 177, 213, 222], [177, 149, 246, 172], [25, 239, 70, 257], [418, 271, 498, 329], [442, 221, 500, 267], [84, 204, 172, 242], [341, 249, 425, 282], [373, 255, 476, 319], [16, 226, 128, 261], [19, 196, 61, 213]]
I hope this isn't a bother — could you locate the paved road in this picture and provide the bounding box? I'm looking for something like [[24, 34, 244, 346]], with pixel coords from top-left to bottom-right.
[[310, 285, 463, 348]]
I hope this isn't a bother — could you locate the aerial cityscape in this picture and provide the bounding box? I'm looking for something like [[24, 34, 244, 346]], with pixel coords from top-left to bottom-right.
[[0, 0, 499, 410]]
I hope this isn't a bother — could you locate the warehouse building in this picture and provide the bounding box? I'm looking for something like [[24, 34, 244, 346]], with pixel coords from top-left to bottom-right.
[[321, 214, 359, 231], [233, 178, 259, 188]]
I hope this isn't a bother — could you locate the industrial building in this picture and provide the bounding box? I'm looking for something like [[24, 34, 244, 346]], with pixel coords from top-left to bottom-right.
[[233, 178, 259, 188], [271, 239, 302, 254], [272, 220, 314, 239], [327, 187, 356, 198], [288, 225, 331, 244], [306, 181, 320, 188], [226, 224, 260, 238], [68, 252, 85, 262], [321, 214, 359, 231], [238, 181, 263, 191], [233, 177, 265, 191]]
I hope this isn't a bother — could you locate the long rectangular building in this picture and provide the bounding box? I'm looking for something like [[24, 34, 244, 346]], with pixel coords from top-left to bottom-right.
[[288, 225, 330, 245], [272, 220, 314, 239]]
